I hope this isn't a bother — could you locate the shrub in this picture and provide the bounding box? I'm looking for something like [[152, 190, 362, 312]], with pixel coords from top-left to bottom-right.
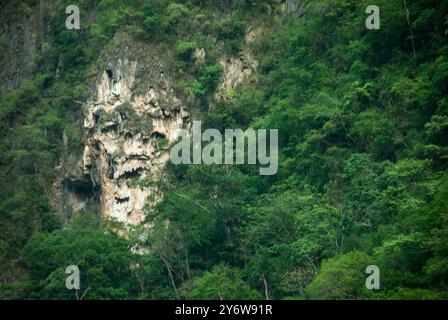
[[191, 63, 222, 97], [176, 41, 197, 61], [306, 251, 375, 300], [185, 264, 262, 300], [214, 15, 246, 41]]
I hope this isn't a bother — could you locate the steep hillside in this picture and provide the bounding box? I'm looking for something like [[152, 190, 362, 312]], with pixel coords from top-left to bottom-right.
[[0, 0, 447, 300]]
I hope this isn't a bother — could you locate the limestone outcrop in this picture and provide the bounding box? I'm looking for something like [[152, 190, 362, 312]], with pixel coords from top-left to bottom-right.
[[79, 35, 189, 225]]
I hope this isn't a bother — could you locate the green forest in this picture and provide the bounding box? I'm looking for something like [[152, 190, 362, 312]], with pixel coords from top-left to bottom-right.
[[0, 0, 447, 300]]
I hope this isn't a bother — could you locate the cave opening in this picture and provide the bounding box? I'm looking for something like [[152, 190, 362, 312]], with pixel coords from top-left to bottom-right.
[[106, 68, 113, 79]]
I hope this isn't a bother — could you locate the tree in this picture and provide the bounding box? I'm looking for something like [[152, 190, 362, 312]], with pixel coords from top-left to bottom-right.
[[306, 251, 375, 300], [22, 214, 139, 299], [184, 264, 262, 300]]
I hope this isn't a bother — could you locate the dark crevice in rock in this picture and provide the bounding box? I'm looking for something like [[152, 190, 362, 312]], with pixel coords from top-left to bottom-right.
[[61, 176, 98, 222], [106, 68, 113, 79], [151, 131, 166, 139], [115, 196, 129, 204], [123, 169, 142, 180]]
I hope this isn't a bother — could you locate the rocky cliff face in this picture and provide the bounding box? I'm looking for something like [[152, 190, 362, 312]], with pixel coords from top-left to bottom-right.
[[77, 33, 189, 225], [215, 51, 258, 102], [1, 1, 263, 226], [75, 44, 255, 225], [0, 0, 51, 94], [62, 31, 260, 225]]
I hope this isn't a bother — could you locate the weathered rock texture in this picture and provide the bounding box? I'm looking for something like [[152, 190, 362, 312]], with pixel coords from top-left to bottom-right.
[[79, 34, 189, 225], [64, 29, 259, 225], [277, 0, 306, 17], [215, 51, 258, 101], [0, 0, 50, 94]]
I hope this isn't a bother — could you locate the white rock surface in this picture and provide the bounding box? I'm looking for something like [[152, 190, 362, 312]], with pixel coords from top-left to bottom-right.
[[83, 58, 188, 225]]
